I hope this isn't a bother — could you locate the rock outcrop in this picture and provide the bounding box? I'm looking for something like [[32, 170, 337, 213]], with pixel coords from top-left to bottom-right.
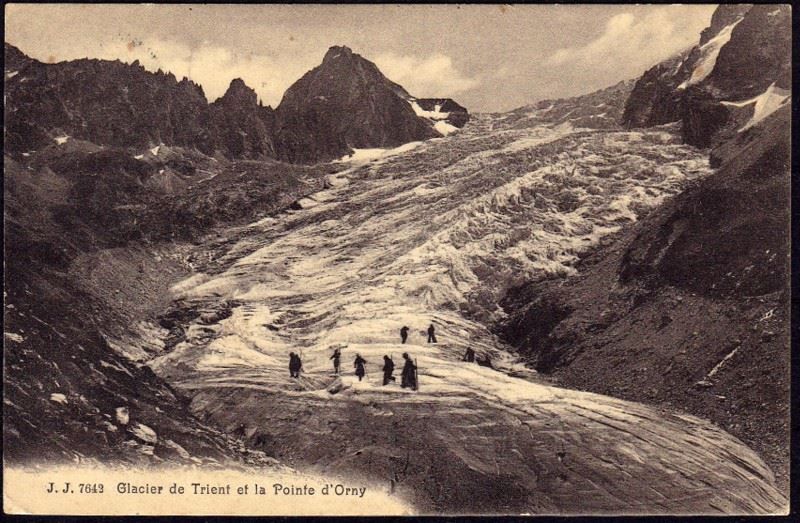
[[205, 78, 276, 159]]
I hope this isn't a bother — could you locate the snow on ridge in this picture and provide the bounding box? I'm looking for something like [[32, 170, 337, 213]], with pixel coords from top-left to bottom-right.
[[735, 83, 791, 131], [678, 19, 743, 90], [54, 135, 70, 145], [409, 100, 450, 120]]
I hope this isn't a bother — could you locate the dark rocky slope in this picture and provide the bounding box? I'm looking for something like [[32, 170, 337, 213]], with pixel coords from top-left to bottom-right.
[[501, 79, 635, 130], [3, 139, 332, 465], [273, 46, 442, 163], [498, 103, 790, 491]]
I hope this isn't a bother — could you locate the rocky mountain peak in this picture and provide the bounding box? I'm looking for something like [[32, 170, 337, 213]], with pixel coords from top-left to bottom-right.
[[216, 77, 259, 107], [273, 45, 442, 163], [699, 4, 752, 45], [323, 45, 355, 63]]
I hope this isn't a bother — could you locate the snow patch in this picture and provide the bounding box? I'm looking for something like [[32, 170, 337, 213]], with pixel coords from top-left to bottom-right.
[[150, 145, 161, 156], [409, 101, 449, 120], [678, 19, 742, 89], [7, 71, 19, 78], [49, 393, 68, 404], [54, 136, 70, 145], [337, 141, 423, 166], [738, 83, 791, 131], [134, 154, 144, 160], [4, 332, 24, 343], [434, 121, 459, 136]]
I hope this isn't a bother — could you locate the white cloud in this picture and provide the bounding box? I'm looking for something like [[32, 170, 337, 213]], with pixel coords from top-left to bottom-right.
[[544, 7, 716, 73], [374, 52, 480, 97]]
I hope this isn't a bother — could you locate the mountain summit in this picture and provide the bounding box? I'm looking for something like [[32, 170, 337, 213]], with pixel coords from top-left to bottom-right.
[[273, 45, 442, 163]]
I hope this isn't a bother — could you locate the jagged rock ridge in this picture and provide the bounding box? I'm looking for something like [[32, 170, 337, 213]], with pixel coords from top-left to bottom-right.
[[5, 43, 469, 164]]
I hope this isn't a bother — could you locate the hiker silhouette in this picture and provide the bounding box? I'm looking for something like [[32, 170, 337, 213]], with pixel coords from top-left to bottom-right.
[[330, 347, 341, 375], [289, 352, 302, 378], [354, 354, 367, 381], [401, 352, 417, 389], [400, 326, 409, 344], [382, 355, 395, 385], [427, 323, 437, 343]]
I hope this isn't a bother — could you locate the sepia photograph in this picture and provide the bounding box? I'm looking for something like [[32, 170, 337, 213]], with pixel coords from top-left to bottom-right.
[[3, 3, 791, 516]]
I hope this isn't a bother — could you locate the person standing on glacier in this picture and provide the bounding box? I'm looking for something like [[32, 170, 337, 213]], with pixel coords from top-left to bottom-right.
[[330, 346, 341, 375], [427, 323, 437, 344], [400, 326, 409, 344], [401, 352, 417, 390], [354, 354, 367, 382], [463, 347, 475, 362], [289, 352, 302, 378], [382, 355, 395, 385]]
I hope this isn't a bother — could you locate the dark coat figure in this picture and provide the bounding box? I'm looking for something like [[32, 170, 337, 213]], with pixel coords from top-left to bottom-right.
[[330, 347, 341, 375], [354, 354, 367, 381], [400, 326, 409, 344], [289, 352, 302, 378], [401, 352, 417, 390], [427, 324, 437, 343], [382, 355, 396, 385], [463, 347, 475, 362], [476, 353, 493, 369]]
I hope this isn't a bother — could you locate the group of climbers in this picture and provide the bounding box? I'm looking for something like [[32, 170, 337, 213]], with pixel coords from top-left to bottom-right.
[[288, 322, 490, 388], [399, 323, 437, 344]]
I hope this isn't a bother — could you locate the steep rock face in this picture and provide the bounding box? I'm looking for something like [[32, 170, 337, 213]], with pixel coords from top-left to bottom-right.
[[3, 44, 275, 160], [680, 5, 791, 146], [205, 79, 276, 159], [620, 51, 694, 128], [706, 5, 791, 96], [699, 4, 753, 45], [273, 46, 441, 163], [4, 45, 210, 153], [622, 5, 791, 148]]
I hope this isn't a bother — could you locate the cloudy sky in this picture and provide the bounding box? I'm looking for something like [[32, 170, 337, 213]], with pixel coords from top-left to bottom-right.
[[5, 4, 716, 112]]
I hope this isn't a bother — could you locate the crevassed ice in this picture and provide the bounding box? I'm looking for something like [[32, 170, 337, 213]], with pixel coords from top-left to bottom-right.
[[157, 115, 712, 383]]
